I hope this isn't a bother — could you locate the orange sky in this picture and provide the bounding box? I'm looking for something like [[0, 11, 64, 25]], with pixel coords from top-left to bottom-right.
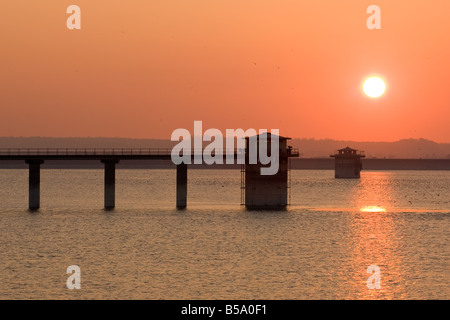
[[1, 1, 449, 142]]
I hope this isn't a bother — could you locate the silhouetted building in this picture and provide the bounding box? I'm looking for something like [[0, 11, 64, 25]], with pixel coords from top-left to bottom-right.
[[330, 147, 365, 178], [242, 133, 299, 209]]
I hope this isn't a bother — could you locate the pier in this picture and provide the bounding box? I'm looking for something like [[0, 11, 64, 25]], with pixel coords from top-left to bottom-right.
[[0, 147, 299, 210], [0, 148, 174, 210]]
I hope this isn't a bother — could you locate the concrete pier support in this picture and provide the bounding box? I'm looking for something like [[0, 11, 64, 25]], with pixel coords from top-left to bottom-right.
[[26, 159, 44, 210], [101, 159, 119, 210], [176, 163, 187, 209]]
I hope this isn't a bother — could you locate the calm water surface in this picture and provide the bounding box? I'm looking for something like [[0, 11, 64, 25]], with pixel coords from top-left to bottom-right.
[[0, 169, 448, 299]]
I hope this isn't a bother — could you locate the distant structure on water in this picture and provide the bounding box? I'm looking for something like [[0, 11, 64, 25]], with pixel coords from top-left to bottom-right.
[[242, 133, 299, 209], [330, 147, 365, 179]]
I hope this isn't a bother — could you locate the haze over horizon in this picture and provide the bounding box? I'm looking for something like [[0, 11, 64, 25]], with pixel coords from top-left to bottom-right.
[[1, 134, 449, 144], [2, 136, 449, 159]]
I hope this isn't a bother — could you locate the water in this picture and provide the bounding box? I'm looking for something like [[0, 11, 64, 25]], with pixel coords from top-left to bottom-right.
[[0, 169, 448, 299]]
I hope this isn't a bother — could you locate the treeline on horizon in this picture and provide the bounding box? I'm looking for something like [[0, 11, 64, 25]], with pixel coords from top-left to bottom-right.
[[0, 137, 450, 159]]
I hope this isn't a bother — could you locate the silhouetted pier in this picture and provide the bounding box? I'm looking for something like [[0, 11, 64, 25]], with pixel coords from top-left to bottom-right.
[[0, 148, 173, 210], [0, 147, 299, 210]]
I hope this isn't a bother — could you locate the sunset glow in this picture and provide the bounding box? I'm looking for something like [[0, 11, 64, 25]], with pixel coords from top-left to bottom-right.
[[1, 0, 449, 302], [1, 1, 450, 142]]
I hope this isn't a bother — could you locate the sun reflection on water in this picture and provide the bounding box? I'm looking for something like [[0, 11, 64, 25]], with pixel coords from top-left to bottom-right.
[[360, 205, 387, 213], [343, 172, 408, 299]]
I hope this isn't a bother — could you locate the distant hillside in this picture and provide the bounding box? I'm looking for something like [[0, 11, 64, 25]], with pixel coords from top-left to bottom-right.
[[291, 138, 450, 159], [1, 137, 449, 159]]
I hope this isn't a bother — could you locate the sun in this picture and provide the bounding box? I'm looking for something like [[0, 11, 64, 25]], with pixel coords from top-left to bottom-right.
[[363, 76, 386, 98]]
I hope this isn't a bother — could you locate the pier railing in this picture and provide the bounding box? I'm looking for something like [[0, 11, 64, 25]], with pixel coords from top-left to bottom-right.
[[0, 147, 299, 157], [0, 148, 176, 156], [331, 150, 365, 157]]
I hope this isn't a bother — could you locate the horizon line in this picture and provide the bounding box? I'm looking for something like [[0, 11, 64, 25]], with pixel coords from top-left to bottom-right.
[[0, 136, 449, 144]]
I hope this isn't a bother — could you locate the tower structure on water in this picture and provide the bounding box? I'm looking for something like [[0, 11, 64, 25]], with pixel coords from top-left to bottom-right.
[[330, 147, 365, 178], [242, 133, 299, 210]]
